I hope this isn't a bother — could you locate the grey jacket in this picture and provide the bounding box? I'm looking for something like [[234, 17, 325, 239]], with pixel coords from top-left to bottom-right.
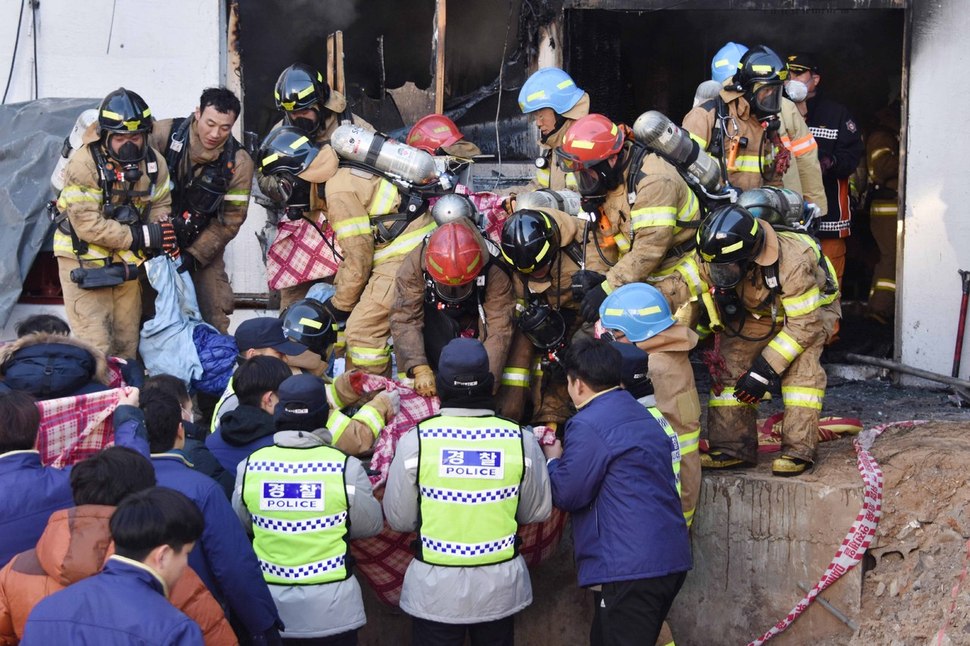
[[382, 407, 552, 623], [232, 429, 383, 638]]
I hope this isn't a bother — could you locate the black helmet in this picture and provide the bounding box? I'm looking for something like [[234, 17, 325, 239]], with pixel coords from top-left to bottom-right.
[[256, 126, 320, 177], [280, 298, 337, 356], [500, 209, 561, 275], [696, 204, 765, 288], [733, 45, 787, 118], [98, 87, 154, 135], [274, 64, 330, 134]]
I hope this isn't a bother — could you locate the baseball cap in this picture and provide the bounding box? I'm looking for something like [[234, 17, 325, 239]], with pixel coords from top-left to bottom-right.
[[274, 374, 330, 430], [437, 338, 491, 389], [235, 318, 307, 355], [786, 53, 819, 74]]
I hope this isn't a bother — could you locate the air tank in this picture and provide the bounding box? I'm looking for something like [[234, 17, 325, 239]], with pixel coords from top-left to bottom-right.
[[330, 124, 438, 185], [633, 110, 722, 193], [51, 109, 99, 192], [515, 189, 582, 216]]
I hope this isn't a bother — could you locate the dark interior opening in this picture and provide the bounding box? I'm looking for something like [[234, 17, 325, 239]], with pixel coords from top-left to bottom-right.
[[564, 7, 905, 302]]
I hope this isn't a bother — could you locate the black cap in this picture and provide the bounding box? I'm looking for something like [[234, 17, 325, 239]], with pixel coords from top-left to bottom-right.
[[274, 374, 330, 430], [611, 341, 654, 399], [786, 53, 819, 74], [437, 338, 490, 389], [235, 318, 306, 356]]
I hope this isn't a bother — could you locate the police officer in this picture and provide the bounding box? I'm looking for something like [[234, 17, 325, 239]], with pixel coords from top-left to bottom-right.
[[695, 204, 840, 476], [390, 213, 515, 398], [149, 87, 253, 333], [599, 283, 701, 527], [54, 88, 176, 358], [383, 338, 551, 645], [234, 373, 383, 642], [518, 67, 590, 191]]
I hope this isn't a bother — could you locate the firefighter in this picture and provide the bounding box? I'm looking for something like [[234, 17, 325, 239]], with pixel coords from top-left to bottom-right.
[[696, 204, 840, 476], [149, 87, 253, 333], [554, 113, 701, 321], [705, 42, 828, 214], [518, 67, 590, 191], [865, 100, 901, 329], [787, 53, 865, 321], [496, 208, 610, 425], [599, 282, 701, 527], [383, 338, 551, 644], [322, 155, 437, 376], [53, 88, 175, 358], [685, 45, 827, 215], [258, 63, 375, 308], [390, 216, 515, 398]]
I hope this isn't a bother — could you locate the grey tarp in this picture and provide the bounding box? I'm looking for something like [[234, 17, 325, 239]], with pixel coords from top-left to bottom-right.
[[0, 97, 99, 327]]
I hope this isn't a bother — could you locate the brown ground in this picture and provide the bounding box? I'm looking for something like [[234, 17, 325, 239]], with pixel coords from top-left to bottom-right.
[[757, 377, 970, 645]]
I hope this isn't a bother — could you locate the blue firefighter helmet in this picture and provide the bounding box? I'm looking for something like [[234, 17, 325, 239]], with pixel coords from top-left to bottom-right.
[[599, 283, 675, 343], [518, 67, 585, 115], [711, 42, 749, 84]]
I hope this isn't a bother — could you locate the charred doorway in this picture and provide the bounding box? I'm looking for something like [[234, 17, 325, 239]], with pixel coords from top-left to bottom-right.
[[564, 6, 905, 304]]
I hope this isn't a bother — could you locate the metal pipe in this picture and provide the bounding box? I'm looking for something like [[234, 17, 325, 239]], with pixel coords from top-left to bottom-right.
[[845, 353, 970, 390], [797, 583, 859, 631]]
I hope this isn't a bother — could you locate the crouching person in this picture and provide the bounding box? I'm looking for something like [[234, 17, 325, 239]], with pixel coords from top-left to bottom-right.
[[383, 338, 552, 646], [233, 373, 383, 644], [21, 487, 206, 645]]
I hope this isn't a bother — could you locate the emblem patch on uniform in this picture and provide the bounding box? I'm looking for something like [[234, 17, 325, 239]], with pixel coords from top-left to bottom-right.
[[147, 161, 158, 173], [259, 481, 325, 511], [846, 120, 857, 133], [439, 449, 504, 479]]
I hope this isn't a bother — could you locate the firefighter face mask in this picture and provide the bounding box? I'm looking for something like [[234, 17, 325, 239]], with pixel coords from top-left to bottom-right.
[[708, 261, 748, 289], [567, 158, 623, 197], [286, 107, 321, 135], [747, 82, 783, 119], [434, 281, 474, 304], [108, 133, 146, 164]]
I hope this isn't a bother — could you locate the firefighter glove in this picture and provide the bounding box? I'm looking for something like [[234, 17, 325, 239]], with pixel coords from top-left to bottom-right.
[[571, 269, 607, 303], [580, 283, 609, 323], [130, 222, 179, 255], [412, 364, 437, 398], [734, 355, 778, 404], [379, 389, 401, 417], [321, 297, 352, 325]]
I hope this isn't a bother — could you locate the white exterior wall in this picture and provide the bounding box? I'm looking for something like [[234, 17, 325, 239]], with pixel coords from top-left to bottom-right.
[[900, 3, 970, 381]]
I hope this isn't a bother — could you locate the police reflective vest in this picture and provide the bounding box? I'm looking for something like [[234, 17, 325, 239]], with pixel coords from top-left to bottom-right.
[[241, 444, 351, 585], [416, 414, 525, 566], [645, 405, 681, 497]]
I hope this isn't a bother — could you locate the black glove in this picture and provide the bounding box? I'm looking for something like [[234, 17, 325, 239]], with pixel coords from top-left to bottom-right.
[[734, 355, 778, 404], [321, 297, 352, 325], [580, 283, 609, 323], [571, 269, 606, 302], [130, 222, 179, 256], [178, 251, 198, 274]]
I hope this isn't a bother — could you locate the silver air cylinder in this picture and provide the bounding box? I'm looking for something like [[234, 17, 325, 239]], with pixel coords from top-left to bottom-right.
[[331, 124, 438, 185], [633, 110, 722, 193], [737, 186, 811, 229], [515, 189, 582, 216], [51, 109, 99, 192]]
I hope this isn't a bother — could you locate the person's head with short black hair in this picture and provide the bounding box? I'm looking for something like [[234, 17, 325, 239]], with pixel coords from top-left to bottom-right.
[[15, 314, 71, 337], [143, 374, 192, 419], [139, 388, 184, 454], [0, 391, 40, 454], [110, 487, 204, 589], [70, 446, 156, 506], [198, 87, 241, 118], [560, 338, 622, 395], [233, 355, 291, 411]]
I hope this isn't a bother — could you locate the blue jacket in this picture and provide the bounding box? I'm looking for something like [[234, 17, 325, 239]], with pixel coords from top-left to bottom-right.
[[21, 555, 203, 645], [0, 333, 111, 400], [548, 389, 692, 587], [205, 404, 276, 474], [0, 405, 149, 567], [151, 453, 280, 634]]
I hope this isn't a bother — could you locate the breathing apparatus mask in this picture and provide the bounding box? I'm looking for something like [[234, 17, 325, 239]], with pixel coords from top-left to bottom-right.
[[185, 169, 230, 215], [276, 173, 312, 221], [746, 81, 783, 120], [517, 301, 567, 356], [285, 106, 321, 136], [557, 155, 624, 197]]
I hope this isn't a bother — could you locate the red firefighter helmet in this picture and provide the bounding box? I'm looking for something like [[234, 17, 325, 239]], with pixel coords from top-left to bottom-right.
[[407, 114, 464, 154], [425, 223, 484, 286], [555, 114, 625, 171]]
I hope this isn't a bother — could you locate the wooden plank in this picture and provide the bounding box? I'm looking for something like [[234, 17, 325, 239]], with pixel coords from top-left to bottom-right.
[[335, 30, 345, 96], [433, 0, 446, 113], [326, 33, 335, 90]]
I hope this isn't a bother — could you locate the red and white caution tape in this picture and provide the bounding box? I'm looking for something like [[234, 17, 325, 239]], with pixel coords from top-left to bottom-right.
[[747, 420, 926, 645]]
